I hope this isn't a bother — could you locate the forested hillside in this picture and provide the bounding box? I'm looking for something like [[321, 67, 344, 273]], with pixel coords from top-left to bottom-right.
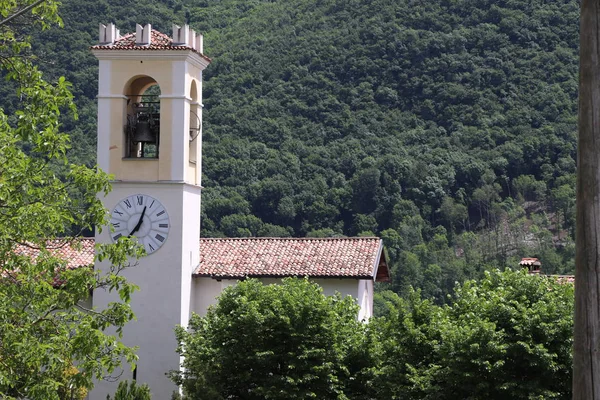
[[14, 0, 580, 302]]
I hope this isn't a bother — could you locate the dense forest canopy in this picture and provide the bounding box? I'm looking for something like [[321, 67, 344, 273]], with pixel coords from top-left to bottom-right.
[[8, 0, 580, 301]]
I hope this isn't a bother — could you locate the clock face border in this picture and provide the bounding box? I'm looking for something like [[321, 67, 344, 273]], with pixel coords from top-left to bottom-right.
[[110, 194, 170, 255]]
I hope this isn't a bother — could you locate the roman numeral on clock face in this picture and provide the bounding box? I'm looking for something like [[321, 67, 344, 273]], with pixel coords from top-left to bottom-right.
[[111, 194, 169, 254]]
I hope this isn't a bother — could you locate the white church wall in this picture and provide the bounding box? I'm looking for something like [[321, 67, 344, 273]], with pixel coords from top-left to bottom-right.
[[92, 182, 199, 400], [258, 277, 359, 299], [191, 277, 364, 318], [192, 277, 236, 316]]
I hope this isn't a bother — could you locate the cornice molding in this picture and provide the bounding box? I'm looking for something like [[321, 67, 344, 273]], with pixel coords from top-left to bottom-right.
[[91, 49, 210, 70]]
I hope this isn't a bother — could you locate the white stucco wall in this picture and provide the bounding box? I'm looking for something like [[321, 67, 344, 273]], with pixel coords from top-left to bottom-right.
[[191, 277, 370, 319], [191, 277, 237, 316], [91, 182, 200, 400]]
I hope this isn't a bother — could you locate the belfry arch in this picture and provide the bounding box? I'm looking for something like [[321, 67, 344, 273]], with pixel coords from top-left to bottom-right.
[[189, 79, 201, 169], [124, 76, 161, 158]]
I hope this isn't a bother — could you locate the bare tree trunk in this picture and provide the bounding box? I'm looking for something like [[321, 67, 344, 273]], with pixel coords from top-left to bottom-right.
[[574, 1, 600, 398]]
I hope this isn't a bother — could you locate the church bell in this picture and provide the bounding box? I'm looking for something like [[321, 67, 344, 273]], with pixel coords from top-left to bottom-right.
[[133, 116, 156, 143], [129, 101, 159, 147]]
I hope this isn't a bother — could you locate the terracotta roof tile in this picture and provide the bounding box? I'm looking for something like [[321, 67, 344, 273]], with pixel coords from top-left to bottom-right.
[[12, 237, 390, 282], [91, 29, 211, 62], [93, 30, 171, 49], [14, 238, 95, 269], [194, 237, 388, 280], [520, 257, 542, 267], [549, 275, 575, 284]]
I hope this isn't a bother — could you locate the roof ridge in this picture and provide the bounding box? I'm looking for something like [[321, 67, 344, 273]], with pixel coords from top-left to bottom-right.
[[199, 236, 380, 241]]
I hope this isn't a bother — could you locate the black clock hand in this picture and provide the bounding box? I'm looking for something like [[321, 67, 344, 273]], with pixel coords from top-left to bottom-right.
[[129, 206, 147, 236]]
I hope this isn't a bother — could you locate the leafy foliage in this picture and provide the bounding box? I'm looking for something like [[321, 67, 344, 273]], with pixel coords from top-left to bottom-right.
[[172, 272, 573, 399], [0, 1, 143, 398], [373, 269, 574, 399], [107, 381, 152, 400], [5, 0, 581, 300]]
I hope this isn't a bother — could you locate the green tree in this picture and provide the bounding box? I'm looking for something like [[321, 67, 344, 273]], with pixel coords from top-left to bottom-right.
[[219, 213, 264, 237], [438, 195, 468, 234], [107, 381, 152, 400], [512, 175, 547, 202], [373, 270, 574, 399], [550, 183, 575, 233], [0, 2, 142, 398], [170, 278, 374, 399]]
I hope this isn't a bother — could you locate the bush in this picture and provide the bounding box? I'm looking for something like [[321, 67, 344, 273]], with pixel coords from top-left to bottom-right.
[[373, 269, 574, 399], [106, 381, 151, 400], [170, 278, 375, 399]]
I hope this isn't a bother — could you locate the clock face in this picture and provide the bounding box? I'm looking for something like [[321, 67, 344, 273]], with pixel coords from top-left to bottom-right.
[[110, 194, 170, 255]]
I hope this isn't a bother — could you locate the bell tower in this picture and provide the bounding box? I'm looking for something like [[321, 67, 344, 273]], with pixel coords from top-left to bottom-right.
[[91, 23, 210, 399]]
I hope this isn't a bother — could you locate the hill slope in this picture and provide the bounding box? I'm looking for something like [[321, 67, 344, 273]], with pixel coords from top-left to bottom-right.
[[11, 0, 580, 299]]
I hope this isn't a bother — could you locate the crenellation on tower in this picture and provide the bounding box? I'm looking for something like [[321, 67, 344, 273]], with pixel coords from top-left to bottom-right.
[[172, 24, 190, 45], [172, 24, 204, 53], [98, 23, 120, 45], [135, 23, 151, 46], [196, 32, 204, 53]]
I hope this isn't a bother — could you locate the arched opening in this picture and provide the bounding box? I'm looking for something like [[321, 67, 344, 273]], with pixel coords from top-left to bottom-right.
[[189, 79, 201, 164], [124, 76, 161, 158]]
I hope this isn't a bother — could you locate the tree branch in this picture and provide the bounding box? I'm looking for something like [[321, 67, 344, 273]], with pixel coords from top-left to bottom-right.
[[0, 0, 47, 28]]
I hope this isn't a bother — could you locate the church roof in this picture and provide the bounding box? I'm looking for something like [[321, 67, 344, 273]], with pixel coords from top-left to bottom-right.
[[15, 239, 95, 270], [194, 237, 389, 281], [15, 237, 390, 282]]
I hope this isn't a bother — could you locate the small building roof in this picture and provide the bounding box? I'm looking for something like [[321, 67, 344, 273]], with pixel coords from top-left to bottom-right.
[[520, 257, 542, 267], [551, 275, 575, 284], [194, 237, 390, 281], [14, 237, 390, 282], [14, 238, 95, 270]]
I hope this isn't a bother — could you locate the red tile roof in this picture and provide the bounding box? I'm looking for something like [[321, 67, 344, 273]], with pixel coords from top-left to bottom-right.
[[550, 275, 575, 284], [194, 237, 389, 280], [91, 29, 211, 62], [520, 257, 542, 267], [15, 238, 95, 269], [12, 237, 390, 281]]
